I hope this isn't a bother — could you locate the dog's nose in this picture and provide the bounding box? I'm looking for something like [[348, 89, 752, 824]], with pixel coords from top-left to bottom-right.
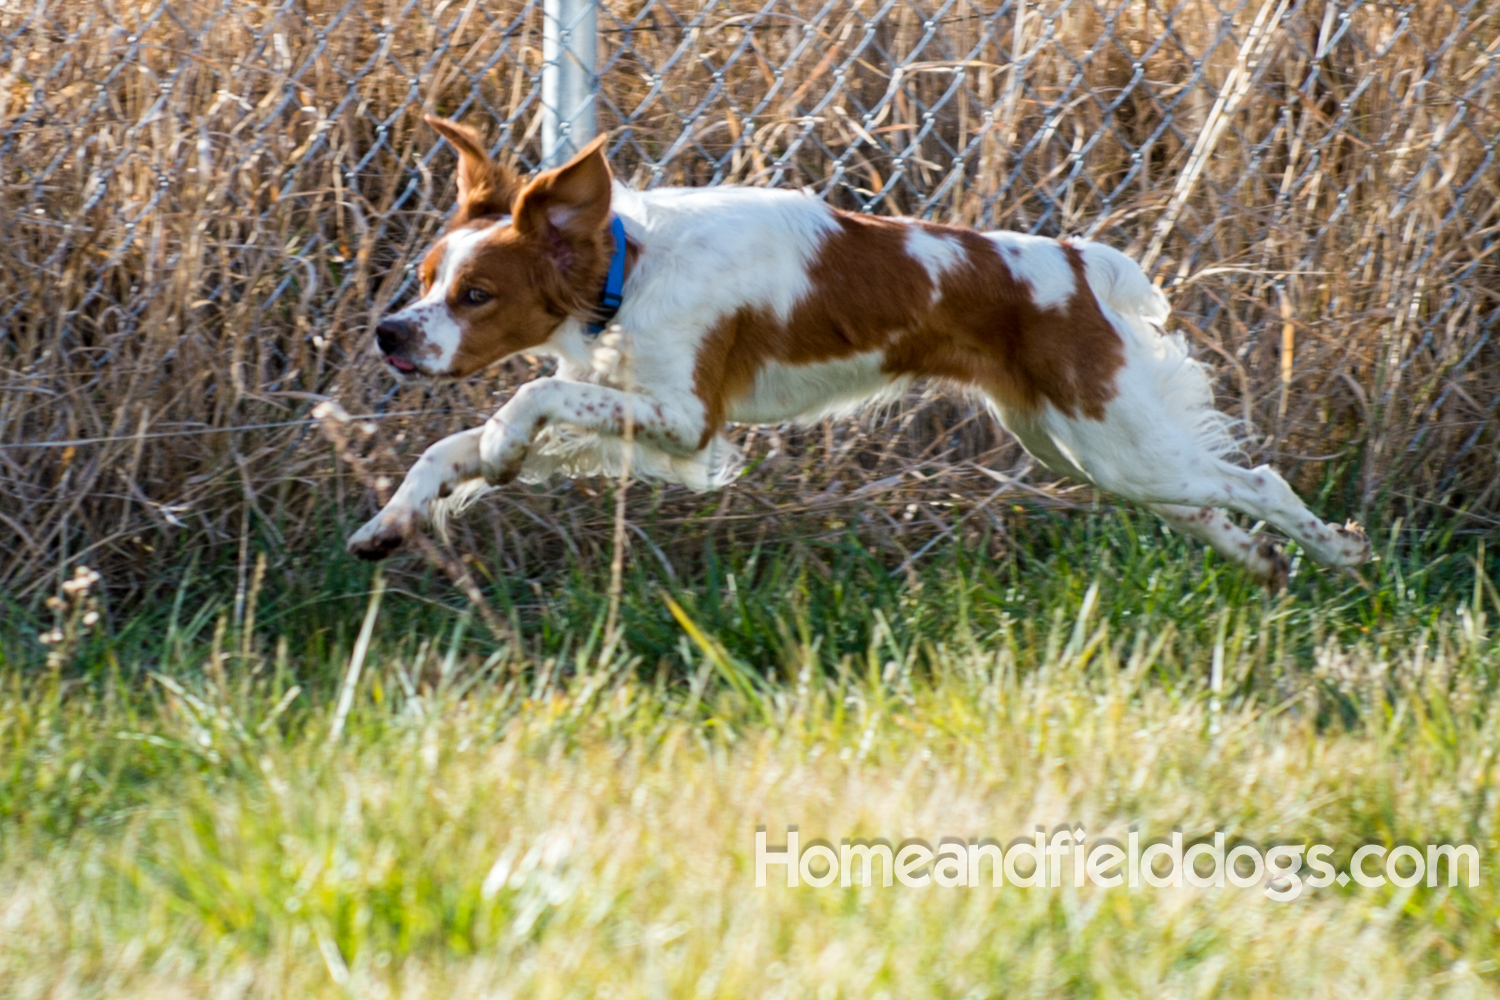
[[376, 317, 414, 356]]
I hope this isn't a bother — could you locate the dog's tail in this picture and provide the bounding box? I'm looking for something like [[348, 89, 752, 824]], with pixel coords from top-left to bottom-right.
[[1075, 241, 1243, 460]]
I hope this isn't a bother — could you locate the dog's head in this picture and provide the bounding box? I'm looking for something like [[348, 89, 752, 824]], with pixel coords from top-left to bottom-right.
[[374, 116, 615, 379]]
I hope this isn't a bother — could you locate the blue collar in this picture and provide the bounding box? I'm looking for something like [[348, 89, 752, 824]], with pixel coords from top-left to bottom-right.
[[586, 215, 628, 337]]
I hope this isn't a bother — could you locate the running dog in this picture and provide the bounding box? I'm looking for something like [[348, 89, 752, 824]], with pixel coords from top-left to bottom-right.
[[347, 116, 1371, 589]]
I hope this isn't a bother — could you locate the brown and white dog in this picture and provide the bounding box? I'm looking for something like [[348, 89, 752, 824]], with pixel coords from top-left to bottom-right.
[[348, 116, 1371, 589]]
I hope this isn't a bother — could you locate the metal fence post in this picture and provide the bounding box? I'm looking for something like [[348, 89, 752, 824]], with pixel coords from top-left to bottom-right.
[[542, 0, 598, 167]]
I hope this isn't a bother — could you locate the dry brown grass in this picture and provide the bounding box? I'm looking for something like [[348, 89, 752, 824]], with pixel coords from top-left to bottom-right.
[[1, 0, 1497, 603]]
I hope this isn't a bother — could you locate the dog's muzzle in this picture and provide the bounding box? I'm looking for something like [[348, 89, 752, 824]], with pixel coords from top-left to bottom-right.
[[376, 316, 420, 374]]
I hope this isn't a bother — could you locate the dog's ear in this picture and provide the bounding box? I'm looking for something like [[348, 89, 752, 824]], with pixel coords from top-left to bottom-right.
[[512, 136, 612, 258], [425, 115, 518, 222]]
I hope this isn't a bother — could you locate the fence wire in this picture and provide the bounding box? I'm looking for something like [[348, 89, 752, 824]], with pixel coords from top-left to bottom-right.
[[1, 0, 1498, 595]]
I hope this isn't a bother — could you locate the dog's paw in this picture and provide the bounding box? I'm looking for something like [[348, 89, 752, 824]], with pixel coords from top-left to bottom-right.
[[347, 509, 414, 561], [1334, 519, 1373, 566]]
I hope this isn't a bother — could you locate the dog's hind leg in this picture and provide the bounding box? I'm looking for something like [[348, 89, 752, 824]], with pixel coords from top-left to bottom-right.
[[988, 238, 1368, 583], [1144, 503, 1290, 591], [993, 407, 1295, 590], [1181, 461, 1370, 568], [347, 426, 485, 560], [1043, 410, 1370, 575]]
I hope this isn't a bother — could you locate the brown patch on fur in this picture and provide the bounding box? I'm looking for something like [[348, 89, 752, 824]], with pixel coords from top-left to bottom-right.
[[887, 232, 1125, 420], [691, 212, 1128, 443], [691, 215, 929, 446]]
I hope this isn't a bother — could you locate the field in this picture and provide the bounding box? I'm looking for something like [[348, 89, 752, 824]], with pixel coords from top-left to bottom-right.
[[3, 0, 1500, 995], [3, 508, 1500, 997]]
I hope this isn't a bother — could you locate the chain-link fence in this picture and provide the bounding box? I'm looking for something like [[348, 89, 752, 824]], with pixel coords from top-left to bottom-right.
[[1, 0, 1497, 598]]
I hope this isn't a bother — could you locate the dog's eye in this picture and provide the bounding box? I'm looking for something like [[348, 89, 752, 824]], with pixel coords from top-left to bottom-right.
[[462, 288, 491, 306]]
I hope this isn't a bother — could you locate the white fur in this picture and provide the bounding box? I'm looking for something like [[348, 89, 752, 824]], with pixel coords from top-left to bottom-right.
[[904, 225, 966, 300], [1073, 240, 1239, 465], [729, 352, 910, 425], [517, 425, 743, 492], [986, 231, 1076, 311], [1145, 503, 1287, 584], [351, 180, 1369, 583], [434, 219, 507, 292], [347, 426, 485, 552]]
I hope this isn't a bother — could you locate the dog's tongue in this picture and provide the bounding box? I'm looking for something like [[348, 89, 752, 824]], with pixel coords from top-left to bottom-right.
[[386, 355, 418, 374]]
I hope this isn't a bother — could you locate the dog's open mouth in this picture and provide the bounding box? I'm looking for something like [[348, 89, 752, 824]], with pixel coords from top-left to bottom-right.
[[385, 355, 419, 375]]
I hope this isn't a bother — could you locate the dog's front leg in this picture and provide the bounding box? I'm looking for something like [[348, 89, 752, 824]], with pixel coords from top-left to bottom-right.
[[347, 426, 485, 560], [348, 379, 702, 560], [478, 377, 702, 483]]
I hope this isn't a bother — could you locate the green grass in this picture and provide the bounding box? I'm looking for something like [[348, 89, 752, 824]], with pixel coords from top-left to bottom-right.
[[2, 506, 1499, 998]]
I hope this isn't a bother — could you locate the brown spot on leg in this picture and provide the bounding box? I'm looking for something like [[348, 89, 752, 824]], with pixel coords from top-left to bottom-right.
[[1258, 540, 1291, 593], [488, 453, 527, 486]]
